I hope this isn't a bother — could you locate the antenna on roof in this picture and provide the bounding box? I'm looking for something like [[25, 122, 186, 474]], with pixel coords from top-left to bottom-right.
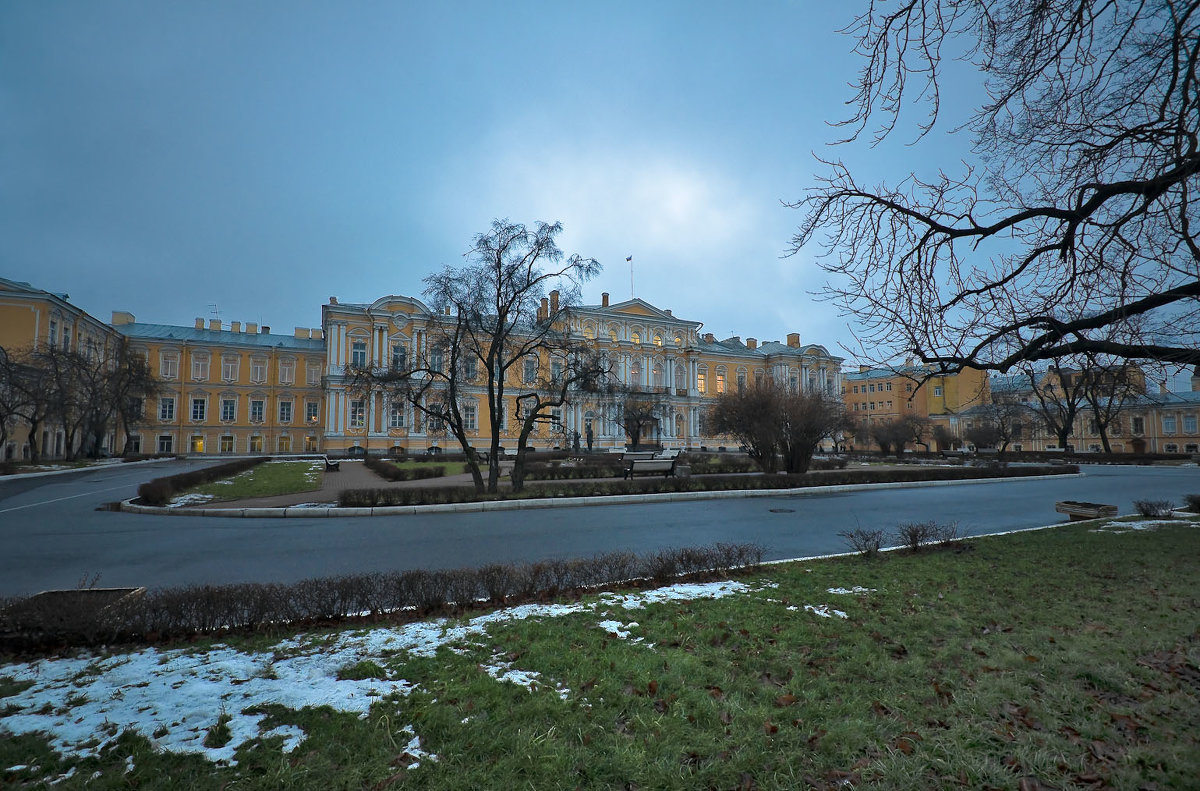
[[627, 255, 634, 299], [208, 303, 220, 320]]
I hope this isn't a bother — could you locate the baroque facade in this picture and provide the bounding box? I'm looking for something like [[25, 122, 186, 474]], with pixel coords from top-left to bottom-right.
[[1, 279, 844, 458]]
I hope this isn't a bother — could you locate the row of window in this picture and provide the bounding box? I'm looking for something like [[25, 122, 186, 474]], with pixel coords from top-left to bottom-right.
[[156, 396, 319, 425], [157, 353, 320, 386], [849, 382, 916, 394], [154, 434, 319, 454]]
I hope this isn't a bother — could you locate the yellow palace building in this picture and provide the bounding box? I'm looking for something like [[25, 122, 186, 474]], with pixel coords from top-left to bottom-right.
[[2, 278, 844, 459]]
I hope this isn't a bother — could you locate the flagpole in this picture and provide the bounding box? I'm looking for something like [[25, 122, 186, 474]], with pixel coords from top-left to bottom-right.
[[628, 255, 634, 299]]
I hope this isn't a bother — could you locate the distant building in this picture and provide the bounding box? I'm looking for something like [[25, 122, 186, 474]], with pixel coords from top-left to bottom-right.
[[1, 280, 844, 458]]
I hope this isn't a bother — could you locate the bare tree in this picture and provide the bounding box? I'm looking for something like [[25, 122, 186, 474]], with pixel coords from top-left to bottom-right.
[[1079, 359, 1145, 452], [612, 388, 668, 451], [1023, 360, 1090, 451], [966, 401, 1030, 458], [5, 347, 55, 462], [707, 384, 846, 473], [869, 414, 931, 457], [349, 219, 606, 493], [790, 0, 1200, 375]]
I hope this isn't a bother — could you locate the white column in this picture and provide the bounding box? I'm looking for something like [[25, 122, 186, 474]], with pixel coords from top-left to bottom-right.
[[368, 392, 377, 433]]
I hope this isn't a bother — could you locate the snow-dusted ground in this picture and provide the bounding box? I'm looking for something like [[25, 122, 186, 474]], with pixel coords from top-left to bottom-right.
[[3, 579, 853, 776], [167, 460, 325, 508]]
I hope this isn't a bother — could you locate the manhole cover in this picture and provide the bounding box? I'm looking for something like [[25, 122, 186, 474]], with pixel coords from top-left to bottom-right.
[[768, 508, 795, 513]]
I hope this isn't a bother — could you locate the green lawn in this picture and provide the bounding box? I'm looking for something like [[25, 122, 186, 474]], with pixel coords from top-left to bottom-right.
[[186, 460, 324, 501], [2, 517, 1197, 789], [386, 459, 471, 475]]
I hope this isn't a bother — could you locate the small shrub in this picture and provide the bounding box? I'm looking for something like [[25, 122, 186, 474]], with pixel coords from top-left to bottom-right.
[[839, 528, 885, 557], [895, 521, 939, 552], [1133, 499, 1175, 517]]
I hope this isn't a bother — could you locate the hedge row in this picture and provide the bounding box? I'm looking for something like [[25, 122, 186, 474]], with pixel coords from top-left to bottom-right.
[[0, 543, 764, 651], [136, 457, 270, 506], [364, 455, 447, 482], [338, 464, 1078, 507]]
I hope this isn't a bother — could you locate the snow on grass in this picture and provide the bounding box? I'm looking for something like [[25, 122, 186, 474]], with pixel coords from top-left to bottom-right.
[[1090, 519, 1191, 533], [1, 579, 757, 769], [804, 604, 848, 619], [827, 586, 876, 595], [167, 492, 216, 507]]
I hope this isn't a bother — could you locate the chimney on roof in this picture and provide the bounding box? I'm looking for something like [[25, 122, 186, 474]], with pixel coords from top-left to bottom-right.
[[786, 332, 800, 348], [294, 327, 308, 338], [195, 318, 204, 330], [247, 322, 258, 334], [444, 306, 451, 315], [549, 289, 559, 314], [329, 297, 338, 305], [665, 309, 672, 316], [231, 321, 241, 333], [539, 297, 549, 321], [704, 333, 714, 343], [311, 328, 323, 341], [1160, 379, 1169, 394], [729, 336, 741, 345], [601, 292, 609, 307], [746, 338, 757, 350], [261, 325, 270, 334], [111, 311, 134, 326], [209, 319, 221, 331], [859, 365, 870, 372]]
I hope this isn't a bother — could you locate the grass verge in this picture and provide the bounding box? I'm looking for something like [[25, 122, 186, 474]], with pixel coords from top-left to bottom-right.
[[185, 460, 323, 502], [2, 517, 1197, 789]]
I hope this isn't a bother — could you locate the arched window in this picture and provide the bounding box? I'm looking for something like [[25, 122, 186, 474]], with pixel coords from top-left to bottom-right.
[[653, 364, 665, 388], [631, 330, 641, 345], [609, 327, 619, 343], [698, 366, 708, 394], [715, 366, 726, 394], [582, 324, 596, 340], [675, 364, 686, 389], [630, 361, 642, 384], [652, 333, 663, 347]]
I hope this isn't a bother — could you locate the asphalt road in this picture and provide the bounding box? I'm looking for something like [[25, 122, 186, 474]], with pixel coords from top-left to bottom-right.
[[1, 461, 1196, 597]]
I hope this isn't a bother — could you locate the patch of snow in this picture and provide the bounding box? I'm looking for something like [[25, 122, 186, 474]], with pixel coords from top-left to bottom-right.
[[168, 493, 216, 507], [1090, 519, 1189, 533], [804, 604, 848, 619], [597, 620, 641, 640], [826, 587, 875, 595], [1, 579, 760, 771]]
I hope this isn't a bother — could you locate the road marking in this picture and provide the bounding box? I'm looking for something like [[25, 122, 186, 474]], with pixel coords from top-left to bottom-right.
[[0, 484, 132, 514]]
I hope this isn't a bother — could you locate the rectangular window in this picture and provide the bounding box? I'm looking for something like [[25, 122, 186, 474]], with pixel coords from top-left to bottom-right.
[[463, 357, 478, 380], [128, 397, 144, 419], [389, 402, 406, 428], [192, 357, 209, 381], [698, 371, 707, 394], [391, 344, 407, 371], [128, 435, 141, 454], [191, 398, 206, 422], [350, 399, 365, 428], [551, 408, 562, 427], [62, 328, 70, 352], [1132, 416, 1145, 434], [159, 397, 175, 422], [716, 372, 726, 393], [278, 435, 291, 453], [49, 320, 58, 346], [306, 363, 321, 386], [463, 404, 477, 431], [306, 401, 319, 424], [220, 398, 236, 422], [161, 354, 178, 379], [279, 360, 294, 384], [250, 359, 266, 383], [249, 435, 263, 453], [222, 358, 238, 381], [250, 399, 265, 423], [429, 347, 444, 373], [190, 435, 204, 453], [1183, 414, 1197, 434], [220, 435, 234, 453], [790, 376, 799, 393], [736, 372, 746, 392], [852, 385, 858, 393], [351, 340, 367, 368], [933, 386, 943, 397], [524, 358, 537, 383], [1163, 415, 1177, 434], [157, 434, 173, 454], [868, 384, 875, 393], [279, 401, 293, 423], [550, 361, 563, 384]]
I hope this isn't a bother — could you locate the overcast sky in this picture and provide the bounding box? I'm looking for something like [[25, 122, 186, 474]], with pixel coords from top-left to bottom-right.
[[1, 1, 982, 360]]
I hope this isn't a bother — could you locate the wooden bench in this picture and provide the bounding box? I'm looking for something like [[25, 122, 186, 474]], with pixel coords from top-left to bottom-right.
[[624, 457, 678, 479], [654, 448, 682, 460], [324, 457, 340, 472], [622, 451, 656, 462], [1055, 500, 1117, 521]]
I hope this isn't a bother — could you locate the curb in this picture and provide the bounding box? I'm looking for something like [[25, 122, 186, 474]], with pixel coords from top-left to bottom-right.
[[119, 472, 1086, 518]]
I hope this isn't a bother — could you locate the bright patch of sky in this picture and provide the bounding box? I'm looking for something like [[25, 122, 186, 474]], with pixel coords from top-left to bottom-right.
[[0, 0, 984, 359]]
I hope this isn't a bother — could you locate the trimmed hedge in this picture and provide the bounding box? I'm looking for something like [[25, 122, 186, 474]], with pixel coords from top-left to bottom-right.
[[364, 455, 446, 482], [339, 464, 1079, 508], [136, 457, 269, 506], [0, 542, 765, 651]]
